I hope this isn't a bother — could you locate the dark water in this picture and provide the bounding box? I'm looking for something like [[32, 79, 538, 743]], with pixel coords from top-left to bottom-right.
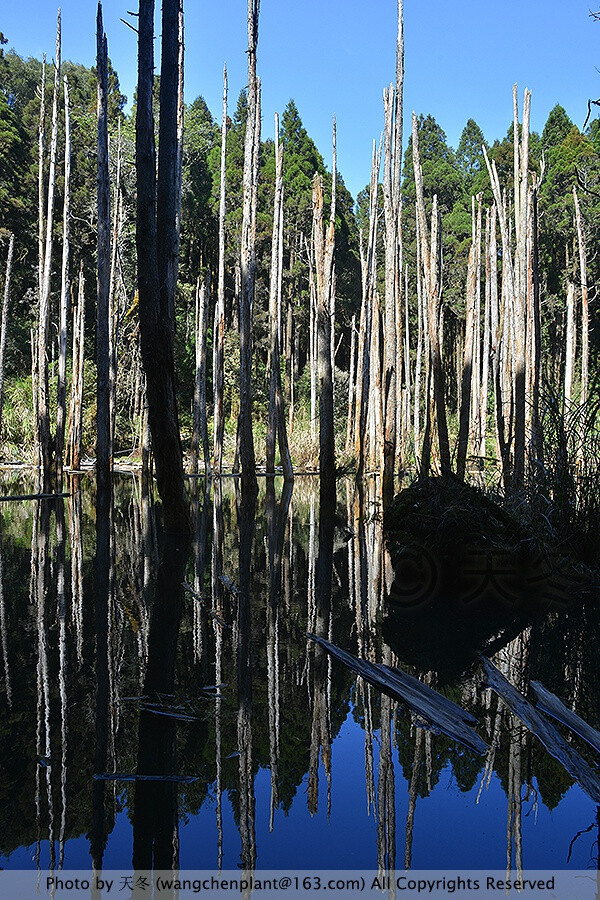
[[0, 471, 598, 873]]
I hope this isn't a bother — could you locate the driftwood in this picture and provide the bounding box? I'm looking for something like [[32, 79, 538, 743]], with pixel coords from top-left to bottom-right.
[[480, 655, 600, 803], [307, 634, 487, 754], [531, 680, 600, 755]]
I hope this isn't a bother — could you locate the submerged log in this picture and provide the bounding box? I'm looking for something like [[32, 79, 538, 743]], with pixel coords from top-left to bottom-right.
[[480, 655, 600, 803], [307, 633, 487, 754], [530, 680, 600, 755]]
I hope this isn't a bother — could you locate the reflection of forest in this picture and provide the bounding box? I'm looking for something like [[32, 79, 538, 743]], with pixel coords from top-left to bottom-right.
[[0, 473, 598, 870]]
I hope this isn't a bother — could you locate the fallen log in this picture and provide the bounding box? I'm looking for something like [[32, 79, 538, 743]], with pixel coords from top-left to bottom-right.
[[531, 680, 600, 755], [480, 655, 600, 803], [307, 633, 487, 754]]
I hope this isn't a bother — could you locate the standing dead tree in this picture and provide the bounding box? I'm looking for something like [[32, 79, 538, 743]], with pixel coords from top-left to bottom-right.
[[97, 3, 111, 493], [573, 186, 589, 408], [55, 75, 71, 489], [412, 113, 451, 475], [381, 0, 404, 503], [238, 0, 261, 495], [38, 13, 61, 486], [136, 0, 189, 532], [66, 264, 85, 471], [0, 234, 14, 446], [212, 66, 227, 473], [266, 115, 293, 481], [354, 141, 380, 479], [312, 122, 337, 485]]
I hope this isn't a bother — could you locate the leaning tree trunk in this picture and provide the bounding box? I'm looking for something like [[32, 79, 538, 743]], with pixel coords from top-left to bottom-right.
[[136, 0, 189, 532], [238, 0, 261, 495], [55, 75, 71, 489], [0, 234, 15, 446]]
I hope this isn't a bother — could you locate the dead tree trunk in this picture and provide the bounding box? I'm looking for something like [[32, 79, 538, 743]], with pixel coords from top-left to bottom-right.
[[573, 186, 589, 407], [191, 274, 210, 475], [96, 4, 111, 494], [0, 234, 14, 446], [381, 0, 404, 503], [238, 0, 261, 495], [412, 113, 450, 475], [345, 314, 356, 454], [312, 166, 336, 484], [67, 263, 85, 470], [55, 76, 71, 489], [38, 14, 61, 486], [212, 66, 227, 473], [564, 281, 576, 406], [456, 240, 477, 481], [266, 114, 293, 481], [136, 0, 189, 532], [354, 141, 380, 479]]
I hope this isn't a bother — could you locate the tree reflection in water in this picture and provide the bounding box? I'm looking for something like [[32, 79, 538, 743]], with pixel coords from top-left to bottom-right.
[[0, 473, 598, 873]]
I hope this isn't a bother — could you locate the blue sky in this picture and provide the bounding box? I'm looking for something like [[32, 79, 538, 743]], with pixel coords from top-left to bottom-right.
[[2, 1, 599, 199]]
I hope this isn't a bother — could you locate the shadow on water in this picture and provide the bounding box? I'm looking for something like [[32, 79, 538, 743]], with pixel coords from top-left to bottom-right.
[[0, 471, 599, 873]]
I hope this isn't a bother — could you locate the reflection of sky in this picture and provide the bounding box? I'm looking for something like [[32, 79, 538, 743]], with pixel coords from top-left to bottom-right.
[[3, 711, 597, 871]]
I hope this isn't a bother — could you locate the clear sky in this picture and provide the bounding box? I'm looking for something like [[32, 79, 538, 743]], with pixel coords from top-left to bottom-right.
[[2, 1, 599, 199]]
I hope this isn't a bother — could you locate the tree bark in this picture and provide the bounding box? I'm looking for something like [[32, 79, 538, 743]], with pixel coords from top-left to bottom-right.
[[136, 0, 189, 532]]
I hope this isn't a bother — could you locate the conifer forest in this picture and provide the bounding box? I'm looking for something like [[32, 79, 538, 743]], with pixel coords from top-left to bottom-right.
[[1, 0, 600, 882]]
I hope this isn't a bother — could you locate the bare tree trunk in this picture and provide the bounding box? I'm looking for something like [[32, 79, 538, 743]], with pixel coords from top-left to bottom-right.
[[412, 114, 450, 475], [0, 234, 14, 446], [97, 4, 112, 495], [564, 281, 576, 406], [312, 164, 336, 484], [191, 274, 210, 474], [38, 14, 61, 486], [266, 115, 292, 481], [354, 141, 380, 479], [55, 76, 71, 489], [67, 264, 85, 470], [381, 0, 404, 503], [413, 254, 423, 465], [307, 234, 317, 444], [484, 147, 518, 490], [108, 120, 122, 464], [213, 67, 227, 473], [456, 240, 477, 481], [345, 314, 356, 453], [136, 0, 189, 532], [238, 0, 261, 495], [479, 208, 491, 463], [573, 186, 589, 407]]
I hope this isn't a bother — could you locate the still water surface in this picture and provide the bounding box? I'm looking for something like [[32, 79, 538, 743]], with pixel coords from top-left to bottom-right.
[[0, 472, 598, 872]]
